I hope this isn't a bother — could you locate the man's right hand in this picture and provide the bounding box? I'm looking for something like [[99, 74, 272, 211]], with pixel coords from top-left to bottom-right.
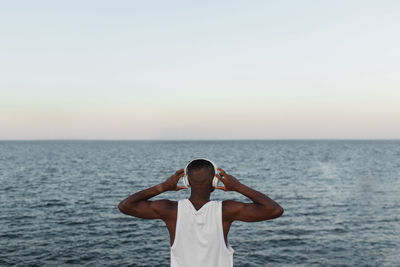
[[215, 168, 242, 191], [161, 168, 187, 192]]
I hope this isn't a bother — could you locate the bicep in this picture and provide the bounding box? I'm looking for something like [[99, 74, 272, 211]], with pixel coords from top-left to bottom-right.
[[223, 200, 280, 222], [118, 199, 172, 220]]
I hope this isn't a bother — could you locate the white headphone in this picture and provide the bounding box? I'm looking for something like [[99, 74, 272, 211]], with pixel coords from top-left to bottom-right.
[[183, 158, 219, 188]]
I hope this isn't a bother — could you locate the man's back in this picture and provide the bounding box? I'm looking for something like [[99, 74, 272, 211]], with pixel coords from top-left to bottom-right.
[[171, 199, 233, 267]]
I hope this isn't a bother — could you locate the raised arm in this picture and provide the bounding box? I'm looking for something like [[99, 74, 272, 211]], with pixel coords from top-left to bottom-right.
[[217, 168, 284, 222], [118, 169, 186, 220]]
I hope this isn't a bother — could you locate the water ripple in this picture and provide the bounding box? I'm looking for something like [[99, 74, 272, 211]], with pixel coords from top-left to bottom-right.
[[0, 140, 399, 266]]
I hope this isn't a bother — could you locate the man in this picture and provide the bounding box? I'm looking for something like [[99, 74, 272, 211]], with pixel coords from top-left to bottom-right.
[[118, 159, 284, 267]]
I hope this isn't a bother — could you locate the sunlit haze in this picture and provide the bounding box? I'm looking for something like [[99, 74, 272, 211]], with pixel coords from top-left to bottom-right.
[[1, 1, 399, 139]]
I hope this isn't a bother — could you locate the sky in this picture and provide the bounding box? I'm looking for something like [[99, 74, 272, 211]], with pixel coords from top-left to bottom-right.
[[1, 0, 399, 140]]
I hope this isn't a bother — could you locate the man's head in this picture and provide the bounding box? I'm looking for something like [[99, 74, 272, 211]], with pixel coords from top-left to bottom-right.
[[186, 159, 216, 187]]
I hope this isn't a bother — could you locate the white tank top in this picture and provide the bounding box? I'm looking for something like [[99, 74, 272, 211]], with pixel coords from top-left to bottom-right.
[[170, 199, 234, 267]]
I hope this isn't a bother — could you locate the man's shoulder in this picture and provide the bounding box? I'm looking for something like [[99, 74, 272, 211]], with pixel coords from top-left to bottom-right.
[[153, 199, 177, 210], [222, 199, 243, 207], [222, 200, 245, 220]]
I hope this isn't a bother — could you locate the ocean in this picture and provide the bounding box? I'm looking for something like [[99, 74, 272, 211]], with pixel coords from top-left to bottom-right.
[[0, 140, 399, 266]]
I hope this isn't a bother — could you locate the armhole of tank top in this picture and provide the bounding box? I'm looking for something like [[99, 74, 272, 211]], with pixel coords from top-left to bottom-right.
[[170, 199, 181, 250], [219, 201, 234, 254]]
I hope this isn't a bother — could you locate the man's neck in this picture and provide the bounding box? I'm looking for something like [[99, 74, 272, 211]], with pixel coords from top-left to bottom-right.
[[189, 187, 211, 207]]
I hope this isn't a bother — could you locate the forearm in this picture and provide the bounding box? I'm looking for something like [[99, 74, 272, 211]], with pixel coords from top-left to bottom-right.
[[119, 183, 164, 206], [236, 182, 282, 210]]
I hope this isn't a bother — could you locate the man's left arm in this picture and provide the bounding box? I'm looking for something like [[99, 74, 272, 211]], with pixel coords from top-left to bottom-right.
[[118, 169, 186, 219]]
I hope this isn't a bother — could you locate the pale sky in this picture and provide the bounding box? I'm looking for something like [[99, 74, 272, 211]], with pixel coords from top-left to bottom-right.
[[1, 0, 399, 139]]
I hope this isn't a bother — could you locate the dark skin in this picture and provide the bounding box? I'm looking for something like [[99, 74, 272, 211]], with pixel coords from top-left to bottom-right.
[[118, 168, 284, 247]]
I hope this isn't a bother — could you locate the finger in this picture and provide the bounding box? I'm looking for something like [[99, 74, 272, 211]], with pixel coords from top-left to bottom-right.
[[215, 186, 226, 191], [173, 169, 185, 179], [215, 173, 225, 181], [217, 168, 226, 174], [177, 171, 185, 178], [176, 186, 188, 191], [175, 169, 184, 175]]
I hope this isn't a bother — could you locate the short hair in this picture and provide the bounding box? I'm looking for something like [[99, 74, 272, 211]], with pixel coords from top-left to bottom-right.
[[187, 159, 215, 185]]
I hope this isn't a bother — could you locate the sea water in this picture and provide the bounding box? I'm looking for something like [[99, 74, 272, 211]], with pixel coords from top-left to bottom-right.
[[0, 140, 399, 266]]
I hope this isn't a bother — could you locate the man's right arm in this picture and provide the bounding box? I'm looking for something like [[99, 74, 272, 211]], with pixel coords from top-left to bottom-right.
[[217, 168, 284, 222]]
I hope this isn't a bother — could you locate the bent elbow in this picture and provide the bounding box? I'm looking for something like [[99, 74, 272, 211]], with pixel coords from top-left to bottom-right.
[[118, 200, 141, 217], [260, 205, 284, 221], [276, 206, 284, 218], [269, 206, 284, 219], [118, 201, 127, 214]]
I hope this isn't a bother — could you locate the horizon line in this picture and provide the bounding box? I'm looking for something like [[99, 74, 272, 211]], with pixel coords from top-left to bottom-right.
[[0, 138, 399, 142]]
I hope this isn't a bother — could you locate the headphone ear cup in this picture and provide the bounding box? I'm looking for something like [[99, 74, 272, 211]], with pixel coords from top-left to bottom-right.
[[212, 176, 219, 188], [183, 175, 190, 187]]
